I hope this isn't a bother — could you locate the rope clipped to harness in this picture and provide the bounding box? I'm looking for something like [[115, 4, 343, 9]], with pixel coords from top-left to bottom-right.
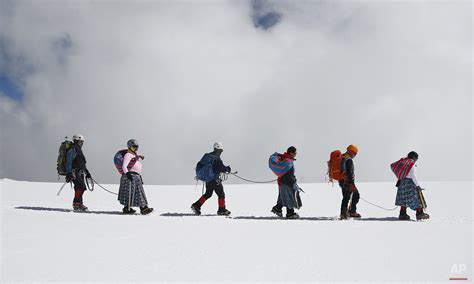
[[86, 177, 94, 191], [219, 172, 229, 182], [57, 174, 93, 196]]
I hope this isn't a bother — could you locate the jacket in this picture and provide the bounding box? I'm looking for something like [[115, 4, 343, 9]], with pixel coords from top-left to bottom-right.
[[339, 154, 355, 186], [65, 143, 88, 174], [277, 152, 297, 186], [210, 151, 231, 175]]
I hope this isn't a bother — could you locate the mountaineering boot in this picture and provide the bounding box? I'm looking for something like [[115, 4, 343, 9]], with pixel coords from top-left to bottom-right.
[[73, 202, 88, 211], [399, 207, 409, 220], [191, 203, 201, 215], [140, 206, 154, 215], [217, 208, 231, 216], [416, 212, 430, 221], [271, 206, 283, 217], [286, 208, 299, 219], [398, 213, 411, 220], [348, 211, 361, 218], [286, 212, 300, 219], [339, 208, 348, 220], [122, 206, 136, 214]]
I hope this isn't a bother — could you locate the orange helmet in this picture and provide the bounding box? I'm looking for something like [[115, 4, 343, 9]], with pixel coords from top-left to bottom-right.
[[347, 144, 359, 155]]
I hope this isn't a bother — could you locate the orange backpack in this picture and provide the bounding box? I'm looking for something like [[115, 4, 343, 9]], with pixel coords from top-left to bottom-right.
[[327, 150, 346, 183]]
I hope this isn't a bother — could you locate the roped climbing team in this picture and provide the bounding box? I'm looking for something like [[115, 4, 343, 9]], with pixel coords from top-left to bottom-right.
[[62, 134, 429, 221]]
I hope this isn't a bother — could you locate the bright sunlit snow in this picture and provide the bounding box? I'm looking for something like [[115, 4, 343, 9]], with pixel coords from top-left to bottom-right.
[[1, 179, 472, 282]]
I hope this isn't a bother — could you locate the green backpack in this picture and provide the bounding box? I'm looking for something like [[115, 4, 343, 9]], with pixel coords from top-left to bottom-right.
[[57, 138, 73, 176]]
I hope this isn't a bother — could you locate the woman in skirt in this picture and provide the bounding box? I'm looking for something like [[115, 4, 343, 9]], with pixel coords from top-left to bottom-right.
[[394, 151, 429, 221], [118, 139, 153, 215], [275, 146, 302, 219]]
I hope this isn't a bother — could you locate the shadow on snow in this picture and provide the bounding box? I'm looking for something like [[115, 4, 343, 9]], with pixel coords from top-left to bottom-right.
[[235, 216, 406, 222], [161, 212, 218, 217], [161, 213, 406, 222], [355, 217, 410, 222], [15, 206, 124, 215], [233, 216, 336, 221], [14, 208, 407, 221]]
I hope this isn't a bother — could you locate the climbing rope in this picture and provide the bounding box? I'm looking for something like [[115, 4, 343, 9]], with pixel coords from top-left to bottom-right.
[[85, 177, 95, 191], [359, 196, 398, 211], [57, 175, 94, 196], [229, 172, 277, 184], [88, 173, 398, 211], [92, 179, 119, 196], [229, 172, 397, 211]]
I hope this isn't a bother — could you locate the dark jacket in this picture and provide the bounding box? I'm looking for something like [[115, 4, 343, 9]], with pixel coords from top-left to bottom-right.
[[280, 166, 297, 186], [66, 143, 88, 174], [277, 152, 297, 186], [339, 157, 355, 186], [210, 151, 231, 175]]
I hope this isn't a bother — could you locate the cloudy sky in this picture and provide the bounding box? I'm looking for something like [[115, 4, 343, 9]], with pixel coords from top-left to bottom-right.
[[0, 0, 472, 185]]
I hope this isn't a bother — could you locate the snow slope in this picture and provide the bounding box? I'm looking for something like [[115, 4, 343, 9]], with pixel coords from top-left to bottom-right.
[[1, 179, 472, 282]]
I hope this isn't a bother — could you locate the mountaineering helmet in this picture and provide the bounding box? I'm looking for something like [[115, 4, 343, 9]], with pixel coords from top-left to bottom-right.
[[72, 134, 85, 142], [214, 142, 224, 150]]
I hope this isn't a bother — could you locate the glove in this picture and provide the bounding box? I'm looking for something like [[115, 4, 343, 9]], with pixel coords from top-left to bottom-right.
[[226, 166, 231, 173], [139, 155, 145, 160], [66, 173, 73, 183], [85, 170, 92, 179], [349, 183, 358, 192], [126, 172, 134, 181]]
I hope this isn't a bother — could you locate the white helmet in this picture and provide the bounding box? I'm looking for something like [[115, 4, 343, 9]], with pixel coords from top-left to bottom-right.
[[72, 134, 85, 141], [213, 142, 224, 150]]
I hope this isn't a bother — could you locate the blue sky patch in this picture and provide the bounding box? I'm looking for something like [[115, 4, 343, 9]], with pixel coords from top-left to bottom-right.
[[251, 0, 282, 30], [253, 11, 281, 30], [0, 76, 24, 101]]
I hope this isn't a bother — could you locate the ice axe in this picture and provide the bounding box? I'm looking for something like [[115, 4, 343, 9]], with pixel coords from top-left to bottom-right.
[[56, 181, 69, 196]]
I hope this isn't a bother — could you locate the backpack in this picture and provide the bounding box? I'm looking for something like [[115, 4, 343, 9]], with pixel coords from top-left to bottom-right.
[[114, 149, 138, 175], [327, 150, 346, 182], [57, 138, 73, 176], [268, 152, 294, 177], [195, 153, 218, 182], [390, 157, 415, 180]]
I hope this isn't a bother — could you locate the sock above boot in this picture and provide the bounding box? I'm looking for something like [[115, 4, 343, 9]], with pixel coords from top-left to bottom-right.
[[400, 206, 407, 214], [198, 196, 207, 206], [218, 198, 226, 209]]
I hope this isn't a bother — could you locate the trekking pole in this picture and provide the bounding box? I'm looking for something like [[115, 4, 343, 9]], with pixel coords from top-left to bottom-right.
[[56, 181, 69, 196], [128, 178, 132, 209]]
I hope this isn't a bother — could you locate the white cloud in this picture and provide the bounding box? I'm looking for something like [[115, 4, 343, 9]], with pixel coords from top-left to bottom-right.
[[0, 0, 471, 184]]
